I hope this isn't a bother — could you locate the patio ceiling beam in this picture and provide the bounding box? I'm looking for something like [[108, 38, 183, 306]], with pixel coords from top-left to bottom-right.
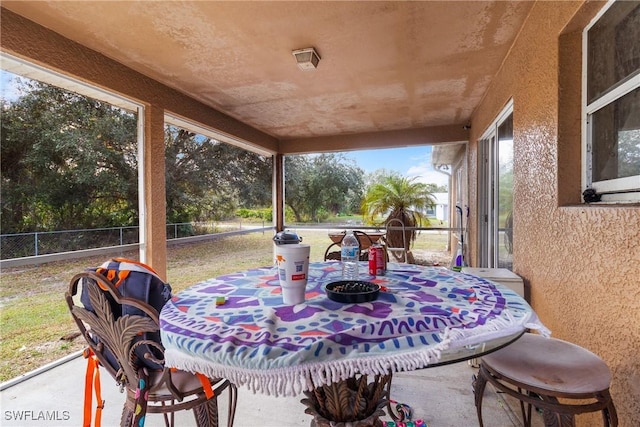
[[278, 125, 469, 155]]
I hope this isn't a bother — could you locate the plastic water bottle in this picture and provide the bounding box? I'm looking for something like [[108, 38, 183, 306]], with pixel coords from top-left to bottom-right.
[[341, 230, 360, 280]]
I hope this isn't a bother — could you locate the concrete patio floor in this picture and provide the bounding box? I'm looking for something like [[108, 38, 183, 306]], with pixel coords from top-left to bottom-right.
[[0, 354, 544, 426]]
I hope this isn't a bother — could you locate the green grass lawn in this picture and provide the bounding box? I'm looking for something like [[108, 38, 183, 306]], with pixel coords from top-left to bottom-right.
[[0, 228, 451, 382]]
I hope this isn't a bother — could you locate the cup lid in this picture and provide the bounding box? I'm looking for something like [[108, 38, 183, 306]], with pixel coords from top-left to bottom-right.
[[273, 231, 302, 245]]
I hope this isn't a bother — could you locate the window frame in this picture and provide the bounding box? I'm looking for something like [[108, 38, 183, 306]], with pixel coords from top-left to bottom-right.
[[479, 100, 514, 270], [581, 0, 640, 203]]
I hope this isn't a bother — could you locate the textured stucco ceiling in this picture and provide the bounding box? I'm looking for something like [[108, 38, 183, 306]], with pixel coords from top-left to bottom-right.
[[2, 1, 533, 141]]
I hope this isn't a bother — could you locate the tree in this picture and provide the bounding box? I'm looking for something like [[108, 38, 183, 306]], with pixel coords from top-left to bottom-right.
[[285, 154, 364, 222], [361, 175, 436, 263], [1, 80, 139, 232], [210, 142, 272, 208], [164, 126, 272, 223], [283, 155, 311, 222]]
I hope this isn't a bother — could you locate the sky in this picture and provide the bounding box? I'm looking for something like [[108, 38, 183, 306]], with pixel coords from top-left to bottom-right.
[[345, 146, 449, 188], [1, 70, 450, 188]]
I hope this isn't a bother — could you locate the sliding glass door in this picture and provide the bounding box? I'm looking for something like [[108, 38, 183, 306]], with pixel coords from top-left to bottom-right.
[[479, 103, 514, 269]]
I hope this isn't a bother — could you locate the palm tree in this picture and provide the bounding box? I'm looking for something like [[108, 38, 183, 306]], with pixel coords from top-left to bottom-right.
[[361, 175, 436, 263]]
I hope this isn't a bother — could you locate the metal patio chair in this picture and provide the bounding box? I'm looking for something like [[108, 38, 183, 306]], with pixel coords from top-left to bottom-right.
[[66, 271, 237, 427], [383, 218, 408, 263]]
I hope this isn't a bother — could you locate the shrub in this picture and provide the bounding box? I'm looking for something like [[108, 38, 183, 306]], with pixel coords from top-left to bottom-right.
[[236, 207, 272, 221]]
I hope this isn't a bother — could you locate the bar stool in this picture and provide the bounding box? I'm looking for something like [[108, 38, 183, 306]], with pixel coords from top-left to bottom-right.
[[473, 333, 617, 427]]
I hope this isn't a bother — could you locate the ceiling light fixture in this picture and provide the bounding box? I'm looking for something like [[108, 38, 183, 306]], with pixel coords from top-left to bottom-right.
[[292, 47, 320, 70]]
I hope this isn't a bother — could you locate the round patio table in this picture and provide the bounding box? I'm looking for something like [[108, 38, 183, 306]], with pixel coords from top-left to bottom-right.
[[160, 262, 547, 425]]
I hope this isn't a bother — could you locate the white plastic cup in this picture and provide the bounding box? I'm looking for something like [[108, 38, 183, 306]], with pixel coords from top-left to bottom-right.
[[274, 243, 310, 304]]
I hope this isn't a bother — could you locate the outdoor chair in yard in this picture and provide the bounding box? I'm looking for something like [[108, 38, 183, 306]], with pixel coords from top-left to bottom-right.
[[66, 269, 237, 427], [383, 218, 409, 263], [324, 230, 375, 261], [473, 332, 617, 427]]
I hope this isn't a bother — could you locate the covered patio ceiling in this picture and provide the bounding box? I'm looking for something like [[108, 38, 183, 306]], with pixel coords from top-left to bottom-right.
[[2, 1, 534, 153]]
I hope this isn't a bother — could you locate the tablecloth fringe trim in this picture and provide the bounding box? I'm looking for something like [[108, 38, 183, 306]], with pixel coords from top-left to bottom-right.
[[165, 344, 444, 398]]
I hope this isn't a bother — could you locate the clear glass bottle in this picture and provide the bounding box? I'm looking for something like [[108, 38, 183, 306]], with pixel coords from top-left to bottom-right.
[[341, 230, 360, 280]]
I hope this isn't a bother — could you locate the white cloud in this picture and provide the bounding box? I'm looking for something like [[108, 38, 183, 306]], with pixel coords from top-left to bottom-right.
[[1, 71, 28, 102], [406, 163, 449, 187]]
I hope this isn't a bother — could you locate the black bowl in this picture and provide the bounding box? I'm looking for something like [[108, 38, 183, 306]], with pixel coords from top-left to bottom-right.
[[325, 280, 380, 303]]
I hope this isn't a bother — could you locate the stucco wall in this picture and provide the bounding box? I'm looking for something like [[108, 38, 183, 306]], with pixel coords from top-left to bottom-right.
[[468, 2, 640, 425]]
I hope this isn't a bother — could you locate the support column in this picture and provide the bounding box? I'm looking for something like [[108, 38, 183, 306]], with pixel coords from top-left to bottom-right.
[[143, 105, 168, 279], [273, 153, 285, 232]]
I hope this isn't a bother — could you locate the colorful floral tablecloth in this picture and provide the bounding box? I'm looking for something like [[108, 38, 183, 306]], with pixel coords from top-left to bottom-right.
[[160, 262, 547, 396]]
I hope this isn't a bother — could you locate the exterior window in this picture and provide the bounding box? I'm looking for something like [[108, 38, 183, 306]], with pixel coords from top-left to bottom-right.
[[583, 0, 640, 203]]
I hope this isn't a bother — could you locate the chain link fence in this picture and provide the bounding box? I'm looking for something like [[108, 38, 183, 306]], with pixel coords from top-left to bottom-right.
[[0, 221, 253, 260]]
